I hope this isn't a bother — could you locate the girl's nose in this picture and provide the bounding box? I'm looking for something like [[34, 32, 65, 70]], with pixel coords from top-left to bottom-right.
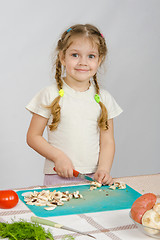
[[78, 56, 87, 65]]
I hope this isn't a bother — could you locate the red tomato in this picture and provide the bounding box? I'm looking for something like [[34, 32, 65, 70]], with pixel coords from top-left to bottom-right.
[[0, 190, 19, 209]]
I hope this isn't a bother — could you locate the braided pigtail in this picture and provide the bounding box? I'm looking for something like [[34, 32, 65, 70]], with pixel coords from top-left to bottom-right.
[[93, 74, 109, 130], [47, 55, 63, 131]]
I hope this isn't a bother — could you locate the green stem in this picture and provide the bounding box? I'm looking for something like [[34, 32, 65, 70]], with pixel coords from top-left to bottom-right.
[[8, 231, 18, 240]]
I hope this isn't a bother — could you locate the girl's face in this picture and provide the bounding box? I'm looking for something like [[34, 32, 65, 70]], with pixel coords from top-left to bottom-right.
[[60, 36, 101, 91]]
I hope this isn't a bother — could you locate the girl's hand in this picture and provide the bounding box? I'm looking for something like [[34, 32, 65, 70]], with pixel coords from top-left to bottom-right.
[[54, 152, 74, 178], [94, 169, 114, 186]]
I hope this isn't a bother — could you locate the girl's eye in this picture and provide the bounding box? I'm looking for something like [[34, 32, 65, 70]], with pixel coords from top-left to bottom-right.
[[72, 53, 78, 57], [88, 54, 95, 59]]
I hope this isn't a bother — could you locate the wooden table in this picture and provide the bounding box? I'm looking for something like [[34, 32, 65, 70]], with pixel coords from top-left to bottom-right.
[[0, 174, 159, 240]]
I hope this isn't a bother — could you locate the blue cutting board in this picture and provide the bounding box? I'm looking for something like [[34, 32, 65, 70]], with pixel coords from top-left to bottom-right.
[[17, 184, 141, 217]]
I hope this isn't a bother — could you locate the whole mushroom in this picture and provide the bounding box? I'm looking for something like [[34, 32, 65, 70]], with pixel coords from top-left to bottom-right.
[[153, 203, 160, 215], [142, 209, 160, 234]]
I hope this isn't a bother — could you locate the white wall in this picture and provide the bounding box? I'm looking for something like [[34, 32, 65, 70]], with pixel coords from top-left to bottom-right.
[[0, 0, 159, 190]]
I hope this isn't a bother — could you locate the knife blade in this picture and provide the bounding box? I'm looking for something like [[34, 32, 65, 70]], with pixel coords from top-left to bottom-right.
[[31, 216, 96, 239], [73, 169, 95, 182], [53, 167, 95, 182]]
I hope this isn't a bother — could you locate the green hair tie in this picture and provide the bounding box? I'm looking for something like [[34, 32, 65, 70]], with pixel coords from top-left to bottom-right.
[[94, 94, 100, 103], [59, 89, 64, 97]]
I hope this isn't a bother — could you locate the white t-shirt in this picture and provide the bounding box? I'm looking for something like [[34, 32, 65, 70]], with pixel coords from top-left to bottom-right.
[[26, 80, 123, 174]]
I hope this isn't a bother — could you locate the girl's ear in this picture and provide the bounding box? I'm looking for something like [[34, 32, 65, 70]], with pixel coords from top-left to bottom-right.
[[59, 51, 65, 66]]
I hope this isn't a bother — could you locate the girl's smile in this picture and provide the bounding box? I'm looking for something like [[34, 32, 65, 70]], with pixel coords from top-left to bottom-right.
[[60, 36, 101, 91], [75, 68, 89, 73]]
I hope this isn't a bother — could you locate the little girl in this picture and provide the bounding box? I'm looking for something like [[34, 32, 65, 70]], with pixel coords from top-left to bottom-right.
[[26, 24, 123, 186]]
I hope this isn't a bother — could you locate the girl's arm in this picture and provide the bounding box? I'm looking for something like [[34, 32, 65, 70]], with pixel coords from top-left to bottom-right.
[[94, 119, 115, 185], [26, 113, 74, 178]]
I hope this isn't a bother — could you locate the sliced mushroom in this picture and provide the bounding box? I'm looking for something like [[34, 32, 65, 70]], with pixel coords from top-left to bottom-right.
[[44, 206, 57, 211], [89, 186, 97, 191], [21, 192, 33, 197], [109, 185, 116, 190], [23, 189, 83, 208], [90, 181, 102, 188], [109, 182, 126, 190], [53, 191, 63, 200]]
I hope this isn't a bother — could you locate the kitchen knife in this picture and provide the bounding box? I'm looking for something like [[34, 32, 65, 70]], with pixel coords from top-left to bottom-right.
[[53, 167, 95, 182], [31, 216, 96, 239]]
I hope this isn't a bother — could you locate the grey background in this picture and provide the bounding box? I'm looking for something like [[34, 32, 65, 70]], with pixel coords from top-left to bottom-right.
[[0, 0, 159, 190]]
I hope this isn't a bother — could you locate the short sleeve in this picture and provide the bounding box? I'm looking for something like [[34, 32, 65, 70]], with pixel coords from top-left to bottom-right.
[[100, 89, 123, 119], [26, 85, 57, 118]]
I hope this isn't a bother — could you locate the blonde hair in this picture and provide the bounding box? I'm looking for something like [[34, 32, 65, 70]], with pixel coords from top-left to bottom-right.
[[48, 24, 108, 131]]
